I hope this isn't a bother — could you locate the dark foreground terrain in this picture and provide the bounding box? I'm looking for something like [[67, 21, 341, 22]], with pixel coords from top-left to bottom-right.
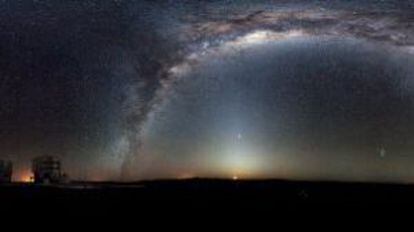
[[1, 179, 414, 215]]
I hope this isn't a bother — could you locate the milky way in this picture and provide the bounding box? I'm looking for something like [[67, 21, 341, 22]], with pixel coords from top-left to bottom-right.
[[1, 1, 414, 182]]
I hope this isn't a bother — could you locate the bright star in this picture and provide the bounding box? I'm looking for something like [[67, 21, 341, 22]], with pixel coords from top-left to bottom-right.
[[237, 133, 242, 140]]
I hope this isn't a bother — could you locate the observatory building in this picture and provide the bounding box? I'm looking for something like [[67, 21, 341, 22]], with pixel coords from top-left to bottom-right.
[[32, 156, 66, 184]]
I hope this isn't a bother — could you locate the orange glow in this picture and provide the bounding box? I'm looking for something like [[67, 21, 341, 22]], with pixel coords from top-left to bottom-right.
[[14, 170, 34, 183], [177, 173, 195, 180]]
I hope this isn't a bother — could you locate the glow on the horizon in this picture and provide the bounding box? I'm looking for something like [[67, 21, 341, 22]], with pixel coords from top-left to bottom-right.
[[16, 170, 34, 183]]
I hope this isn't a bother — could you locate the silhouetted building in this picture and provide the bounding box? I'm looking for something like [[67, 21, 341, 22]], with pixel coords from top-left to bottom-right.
[[32, 156, 65, 184], [0, 160, 12, 183]]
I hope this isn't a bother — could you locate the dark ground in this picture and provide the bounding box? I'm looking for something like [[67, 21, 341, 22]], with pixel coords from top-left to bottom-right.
[[1, 179, 414, 215]]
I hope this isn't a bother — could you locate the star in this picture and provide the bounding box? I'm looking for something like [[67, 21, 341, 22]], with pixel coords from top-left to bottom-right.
[[237, 133, 242, 140]]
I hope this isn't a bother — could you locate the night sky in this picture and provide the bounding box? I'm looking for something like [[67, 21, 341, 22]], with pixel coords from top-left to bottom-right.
[[1, 0, 414, 182]]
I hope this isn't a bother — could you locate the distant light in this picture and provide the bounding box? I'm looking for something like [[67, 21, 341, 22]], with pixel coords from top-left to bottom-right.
[[178, 173, 195, 179], [232, 175, 239, 180], [20, 173, 34, 183]]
